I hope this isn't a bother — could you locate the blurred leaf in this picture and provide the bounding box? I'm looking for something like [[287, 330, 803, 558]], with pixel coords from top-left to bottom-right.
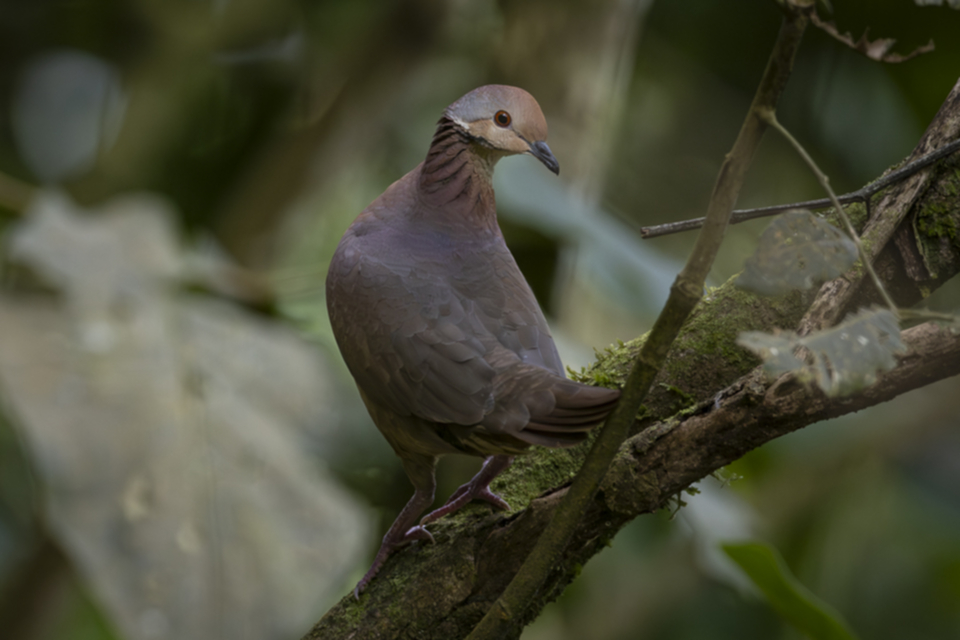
[[810, 13, 935, 63], [11, 50, 127, 183], [737, 307, 906, 396], [723, 541, 859, 640], [0, 190, 368, 640], [736, 210, 857, 297]]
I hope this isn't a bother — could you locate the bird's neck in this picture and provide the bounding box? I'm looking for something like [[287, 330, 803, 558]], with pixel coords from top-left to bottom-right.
[[417, 118, 501, 233]]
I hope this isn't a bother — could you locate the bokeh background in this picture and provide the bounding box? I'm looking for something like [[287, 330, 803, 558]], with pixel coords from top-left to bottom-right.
[[1, 1, 959, 639]]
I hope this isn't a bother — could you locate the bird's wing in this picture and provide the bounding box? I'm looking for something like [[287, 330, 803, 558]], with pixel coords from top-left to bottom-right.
[[327, 221, 619, 437], [454, 247, 565, 376], [328, 226, 573, 425], [327, 234, 498, 425], [450, 247, 620, 444]]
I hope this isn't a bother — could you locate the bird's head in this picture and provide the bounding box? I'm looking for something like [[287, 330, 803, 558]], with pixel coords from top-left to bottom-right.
[[444, 85, 559, 175]]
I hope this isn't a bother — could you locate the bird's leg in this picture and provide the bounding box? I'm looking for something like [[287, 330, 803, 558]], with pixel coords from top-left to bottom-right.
[[420, 455, 513, 526], [354, 455, 436, 598]]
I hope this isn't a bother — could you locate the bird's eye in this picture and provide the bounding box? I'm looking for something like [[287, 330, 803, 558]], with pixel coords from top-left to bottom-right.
[[494, 110, 512, 127]]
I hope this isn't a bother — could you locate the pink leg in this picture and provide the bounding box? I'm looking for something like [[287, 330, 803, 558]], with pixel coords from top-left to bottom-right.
[[354, 456, 436, 598], [420, 455, 513, 526]]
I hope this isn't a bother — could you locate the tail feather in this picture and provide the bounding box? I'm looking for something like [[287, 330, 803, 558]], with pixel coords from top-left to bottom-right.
[[525, 413, 611, 431], [517, 429, 590, 448], [479, 363, 621, 448], [517, 376, 620, 445], [546, 399, 619, 419]]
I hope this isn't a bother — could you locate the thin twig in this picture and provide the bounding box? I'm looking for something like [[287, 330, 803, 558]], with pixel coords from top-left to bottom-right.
[[640, 136, 960, 238]]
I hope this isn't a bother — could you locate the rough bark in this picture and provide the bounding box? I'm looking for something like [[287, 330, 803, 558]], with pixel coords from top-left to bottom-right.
[[304, 78, 960, 640]]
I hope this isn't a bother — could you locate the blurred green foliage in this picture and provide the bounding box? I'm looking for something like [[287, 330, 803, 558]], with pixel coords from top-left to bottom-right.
[[723, 541, 857, 640]]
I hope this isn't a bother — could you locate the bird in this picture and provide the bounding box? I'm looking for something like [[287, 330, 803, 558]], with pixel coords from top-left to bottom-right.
[[325, 85, 621, 597]]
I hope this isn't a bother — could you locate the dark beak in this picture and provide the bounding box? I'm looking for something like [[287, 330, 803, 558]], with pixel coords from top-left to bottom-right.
[[529, 140, 560, 175]]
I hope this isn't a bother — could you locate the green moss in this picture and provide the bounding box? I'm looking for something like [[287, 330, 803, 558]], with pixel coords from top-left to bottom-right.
[[945, 168, 960, 196], [386, 592, 407, 619], [843, 201, 869, 232], [387, 572, 412, 592], [569, 334, 647, 388], [912, 160, 960, 280], [491, 444, 586, 508], [341, 599, 366, 626], [917, 203, 959, 241], [659, 383, 696, 410], [659, 279, 789, 382]]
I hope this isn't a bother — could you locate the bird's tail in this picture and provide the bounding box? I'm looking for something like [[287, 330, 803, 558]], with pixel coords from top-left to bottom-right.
[[482, 365, 620, 448]]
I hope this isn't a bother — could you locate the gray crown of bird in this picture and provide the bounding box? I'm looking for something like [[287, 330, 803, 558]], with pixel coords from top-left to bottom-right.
[[326, 84, 621, 597]]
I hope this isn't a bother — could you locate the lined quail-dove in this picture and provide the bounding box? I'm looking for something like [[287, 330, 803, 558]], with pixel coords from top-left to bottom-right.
[[326, 85, 620, 597]]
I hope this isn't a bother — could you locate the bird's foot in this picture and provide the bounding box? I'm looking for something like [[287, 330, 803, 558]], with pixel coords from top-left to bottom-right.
[[420, 482, 510, 526], [353, 524, 436, 599]]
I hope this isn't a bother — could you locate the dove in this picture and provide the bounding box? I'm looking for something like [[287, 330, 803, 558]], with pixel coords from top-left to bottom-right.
[[326, 85, 620, 596]]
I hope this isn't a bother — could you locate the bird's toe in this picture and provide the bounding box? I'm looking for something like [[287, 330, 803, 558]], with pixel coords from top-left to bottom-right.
[[403, 525, 436, 544]]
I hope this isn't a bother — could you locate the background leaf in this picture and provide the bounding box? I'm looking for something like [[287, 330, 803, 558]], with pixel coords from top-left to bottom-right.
[[737, 307, 906, 396], [736, 210, 858, 297], [723, 541, 859, 640], [0, 191, 369, 640]]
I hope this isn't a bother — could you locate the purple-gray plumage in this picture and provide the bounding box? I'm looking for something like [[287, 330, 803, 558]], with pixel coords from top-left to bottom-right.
[[326, 85, 620, 597]]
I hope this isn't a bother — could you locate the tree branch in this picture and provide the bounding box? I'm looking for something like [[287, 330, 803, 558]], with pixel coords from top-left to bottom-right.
[[305, 315, 960, 640], [639, 136, 960, 239], [616, 321, 960, 508]]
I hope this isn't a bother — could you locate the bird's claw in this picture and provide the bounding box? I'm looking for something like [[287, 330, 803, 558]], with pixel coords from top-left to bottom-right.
[[476, 488, 510, 512], [402, 525, 435, 544]]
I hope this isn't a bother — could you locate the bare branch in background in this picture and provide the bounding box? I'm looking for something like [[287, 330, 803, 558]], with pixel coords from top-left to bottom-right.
[[809, 12, 934, 63]]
